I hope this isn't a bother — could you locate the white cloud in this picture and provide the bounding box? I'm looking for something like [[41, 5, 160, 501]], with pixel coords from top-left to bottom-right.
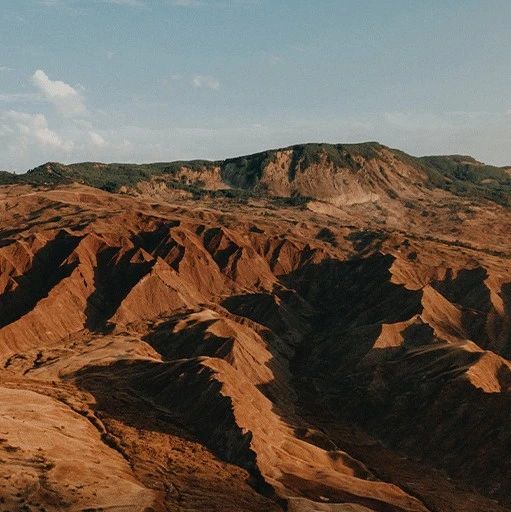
[[0, 92, 42, 103], [267, 53, 282, 65], [89, 131, 107, 147], [0, 109, 120, 170], [171, 0, 204, 6], [38, 0, 141, 5], [32, 69, 87, 117], [169, 0, 261, 6], [104, 0, 146, 6], [192, 75, 220, 90], [0, 124, 14, 138], [1, 110, 73, 151], [383, 111, 457, 132]]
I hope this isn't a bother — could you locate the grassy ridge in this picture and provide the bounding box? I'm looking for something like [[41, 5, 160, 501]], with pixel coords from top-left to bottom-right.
[[0, 171, 19, 185], [1, 142, 510, 205], [419, 154, 511, 205]]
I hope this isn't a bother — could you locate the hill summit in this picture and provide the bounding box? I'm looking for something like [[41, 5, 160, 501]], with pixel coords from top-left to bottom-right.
[[2, 141, 511, 206]]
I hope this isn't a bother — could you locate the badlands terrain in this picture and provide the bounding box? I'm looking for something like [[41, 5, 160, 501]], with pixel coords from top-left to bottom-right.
[[0, 142, 510, 511]]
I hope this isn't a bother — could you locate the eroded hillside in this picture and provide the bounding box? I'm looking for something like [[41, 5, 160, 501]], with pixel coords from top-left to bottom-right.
[[0, 145, 510, 511]]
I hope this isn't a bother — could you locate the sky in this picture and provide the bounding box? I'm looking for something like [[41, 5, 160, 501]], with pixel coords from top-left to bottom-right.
[[1, 0, 511, 171]]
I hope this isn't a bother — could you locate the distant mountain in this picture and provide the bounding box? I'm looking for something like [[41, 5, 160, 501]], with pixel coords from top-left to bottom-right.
[[2, 142, 511, 205]]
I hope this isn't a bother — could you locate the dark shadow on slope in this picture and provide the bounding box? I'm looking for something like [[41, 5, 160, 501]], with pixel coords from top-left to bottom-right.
[[142, 312, 234, 361], [272, 253, 424, 379], [497, 282, 511, 359], [293, 326, 511, 505], [222, 287, 314, 342], [0, 231, 82, 328], [222, 253, 511, 506], [220, 253, 425, 416], [72, 358, 277, 502], [497, 363, 511, 391], [84, 246, 154, 332], [131, 220, 181, 254], [203, 227, 241, 271], [432, 267, 491, 347], [0, 238, 15, 248], [222, 293, 290, 335], [280, 253, 423, 329], [346, 229, 388, 256], [142, 305, 302, 429]]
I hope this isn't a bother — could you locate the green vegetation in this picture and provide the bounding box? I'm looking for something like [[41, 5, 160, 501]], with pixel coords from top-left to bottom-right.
[[418, 155, 511, 205], [0, 142, 509, 207], [3, 160, 218, 192], [286, 142, 382, 179], [270, 195, 311, 207], [289, 142, 381, 170], [346, 229, 388, 252], [221, 151, 275, 188], [219, 142, 383, 183], [155, 178, 310, 206], [316, 227, 337, 245], [393, 151, 511, 206], [23, 162, 186, 190], [0, 171, 18, 185]]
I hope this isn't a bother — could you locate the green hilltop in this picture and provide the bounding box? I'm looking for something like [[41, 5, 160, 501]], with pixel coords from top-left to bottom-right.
[[1, 142, 510, 206]]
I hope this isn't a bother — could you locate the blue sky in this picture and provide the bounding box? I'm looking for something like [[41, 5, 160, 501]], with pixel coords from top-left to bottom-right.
[[1, 0, 511, 170]]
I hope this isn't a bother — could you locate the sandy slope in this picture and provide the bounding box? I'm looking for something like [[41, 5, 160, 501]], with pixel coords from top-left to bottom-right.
[[0, 182, 510, 511], [0, 386, 156, 511]]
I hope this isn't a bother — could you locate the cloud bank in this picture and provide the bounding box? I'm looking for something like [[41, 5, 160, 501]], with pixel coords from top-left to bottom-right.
[[32, 69, 87, 117], [192, 75, 220, 90]]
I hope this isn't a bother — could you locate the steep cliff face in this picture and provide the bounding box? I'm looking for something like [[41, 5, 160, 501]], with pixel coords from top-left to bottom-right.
[[0, 145, 511, 511], [220, 143, 428, 206]]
